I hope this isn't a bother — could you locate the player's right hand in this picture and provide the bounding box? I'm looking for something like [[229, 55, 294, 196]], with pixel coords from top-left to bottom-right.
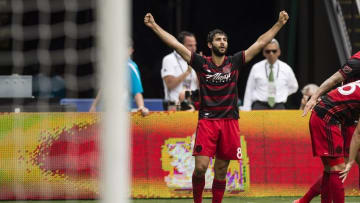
[[340, 161, 354, 183], [144, 13, 156, 28], [302, 97, 317, 117], [278, 10, 289, 25]]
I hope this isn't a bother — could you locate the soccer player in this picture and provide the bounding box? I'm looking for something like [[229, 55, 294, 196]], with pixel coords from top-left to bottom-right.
[[295, 52, 360, 203], [144, 11, 289, 203], [341, 94, 360, 185], [305, 79, 360, 203]]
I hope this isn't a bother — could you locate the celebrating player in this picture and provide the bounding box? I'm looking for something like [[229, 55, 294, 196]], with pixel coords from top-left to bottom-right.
[[144, 11, 289, 203]]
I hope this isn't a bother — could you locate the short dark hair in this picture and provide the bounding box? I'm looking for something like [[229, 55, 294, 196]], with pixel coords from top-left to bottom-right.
[[207, 29, 228, 43], [177, 31, 195, 44]]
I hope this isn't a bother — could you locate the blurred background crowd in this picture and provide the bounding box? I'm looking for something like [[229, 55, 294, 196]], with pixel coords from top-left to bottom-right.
[[0, 0, 357, 112]]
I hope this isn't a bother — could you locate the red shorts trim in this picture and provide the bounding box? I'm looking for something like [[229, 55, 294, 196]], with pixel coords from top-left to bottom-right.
[[309, 112, 343, 157], [193, 119, 242, 160]]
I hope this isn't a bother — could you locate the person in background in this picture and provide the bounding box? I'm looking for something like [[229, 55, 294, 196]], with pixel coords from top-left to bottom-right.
[[161, 31, 199, 110], [178, 89, 200, 111], [241, 39, 298, 110], [89, 41, 149, 116]]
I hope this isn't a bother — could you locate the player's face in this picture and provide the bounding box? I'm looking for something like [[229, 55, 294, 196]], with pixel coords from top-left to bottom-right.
[[183, 36, 197, 53], [208, 34, 228, 57], [263, 43, 280, 64]]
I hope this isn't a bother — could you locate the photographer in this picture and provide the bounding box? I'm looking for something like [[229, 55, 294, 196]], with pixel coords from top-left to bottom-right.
[[178, 89, 199, 111], [161, 31, 199, 110]]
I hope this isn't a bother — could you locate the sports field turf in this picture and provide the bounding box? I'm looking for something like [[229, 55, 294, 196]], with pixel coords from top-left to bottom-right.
[[2, 197, 360, 203]]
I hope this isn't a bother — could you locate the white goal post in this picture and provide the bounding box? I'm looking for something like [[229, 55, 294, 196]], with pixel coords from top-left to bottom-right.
[[98, 0, 130, 203]]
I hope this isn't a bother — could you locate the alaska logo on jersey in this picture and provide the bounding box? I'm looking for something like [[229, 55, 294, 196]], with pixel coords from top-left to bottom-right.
[[206, 72, 231, 84], [222, 64, 231, 73]]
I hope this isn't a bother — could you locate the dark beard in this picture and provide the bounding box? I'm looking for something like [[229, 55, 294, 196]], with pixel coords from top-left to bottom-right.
[[212, 46, 226, 57]]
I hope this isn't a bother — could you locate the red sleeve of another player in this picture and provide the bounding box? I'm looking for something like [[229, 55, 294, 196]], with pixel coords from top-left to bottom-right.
[[339, 58, 360, 79]]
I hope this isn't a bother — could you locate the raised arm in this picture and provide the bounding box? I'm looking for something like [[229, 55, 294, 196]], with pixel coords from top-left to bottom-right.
[[144, 13, 191, 63], [302, 72, 344, 116], [244, 11, 289, 63]]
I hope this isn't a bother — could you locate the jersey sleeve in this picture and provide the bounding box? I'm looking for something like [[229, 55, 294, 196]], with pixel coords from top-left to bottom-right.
[[338, 58, 360, 79], [229, 51, 245, 68], [189, 52, 205, 72]]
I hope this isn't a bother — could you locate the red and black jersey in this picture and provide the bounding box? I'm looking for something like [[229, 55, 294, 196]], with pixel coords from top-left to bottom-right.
[[339, 51, 360, 84], [314, 80, 360, 125], [189, 51, 245, 119]]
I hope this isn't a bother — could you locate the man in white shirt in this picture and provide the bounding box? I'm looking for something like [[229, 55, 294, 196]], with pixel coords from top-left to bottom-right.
[[242, 39, 298, 110], [161, 31, 198, 110]]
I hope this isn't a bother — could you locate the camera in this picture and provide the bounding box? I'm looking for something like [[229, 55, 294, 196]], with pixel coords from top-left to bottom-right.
[[162, 100, 178, 111], [180, 89, 199, 111], [184, 89, 199, 102]]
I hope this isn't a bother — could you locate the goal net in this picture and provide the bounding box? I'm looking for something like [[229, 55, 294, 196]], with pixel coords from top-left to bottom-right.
[[0, 0, 130, 202]]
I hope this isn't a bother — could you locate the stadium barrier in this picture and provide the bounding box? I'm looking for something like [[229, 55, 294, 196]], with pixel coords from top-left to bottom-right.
[[0, 111, 359, 200], [60, 98, 164, 112]]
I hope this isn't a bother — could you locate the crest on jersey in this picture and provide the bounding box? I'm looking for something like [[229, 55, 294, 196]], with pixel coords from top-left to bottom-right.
[[223, 64, 231, 73], [343, 65, 352, 73]]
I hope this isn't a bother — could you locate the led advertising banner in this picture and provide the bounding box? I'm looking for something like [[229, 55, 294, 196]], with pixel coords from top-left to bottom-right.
[[0, 111, 359, 199]]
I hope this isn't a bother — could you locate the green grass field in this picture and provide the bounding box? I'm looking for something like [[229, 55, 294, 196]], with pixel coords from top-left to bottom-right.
[[2, 197, 360, 203]]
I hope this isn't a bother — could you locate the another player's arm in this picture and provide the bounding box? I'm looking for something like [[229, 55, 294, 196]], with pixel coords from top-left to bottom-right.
[[144, 13, 191, 63], [89, 90, 102, 112], [244, 11, 289, 63], [134, 93, 149, 117], [302, 72, 344, 116], [340, 119, 360, 182]]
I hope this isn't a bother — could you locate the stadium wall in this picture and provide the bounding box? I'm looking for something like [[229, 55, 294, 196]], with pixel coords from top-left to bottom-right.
[[0, 111, 359, 199]]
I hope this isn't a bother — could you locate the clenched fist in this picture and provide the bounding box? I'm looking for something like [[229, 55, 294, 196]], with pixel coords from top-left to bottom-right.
[[144, 13, 156, 28], [278, 10, 289, 25]]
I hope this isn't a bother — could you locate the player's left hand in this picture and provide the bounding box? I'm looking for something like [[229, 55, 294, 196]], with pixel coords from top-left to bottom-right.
[[340, 161, 354, 183], [278, 10, 289, 25]]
